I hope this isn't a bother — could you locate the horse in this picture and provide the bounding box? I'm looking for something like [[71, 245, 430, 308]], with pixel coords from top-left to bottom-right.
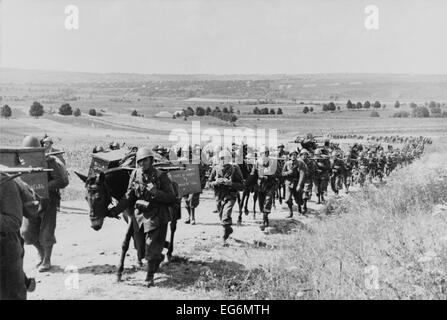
[[75, 166, 181, 282]]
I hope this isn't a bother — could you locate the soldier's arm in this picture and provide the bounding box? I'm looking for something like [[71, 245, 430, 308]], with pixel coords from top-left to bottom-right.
[[149, 173, 177, 204], [297, 162, 306, 189], [208, 166, 218, 187], [47, 157, 67, 191]]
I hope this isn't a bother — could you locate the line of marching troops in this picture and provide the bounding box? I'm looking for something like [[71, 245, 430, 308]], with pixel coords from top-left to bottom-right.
[[145, 134, 430, 246]]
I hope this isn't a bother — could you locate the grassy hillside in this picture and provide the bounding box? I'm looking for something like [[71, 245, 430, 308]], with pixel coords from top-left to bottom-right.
[[208, 143, 447, 299]]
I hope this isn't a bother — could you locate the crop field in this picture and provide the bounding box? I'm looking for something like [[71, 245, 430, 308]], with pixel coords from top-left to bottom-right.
[[1, 75, 447, 300]]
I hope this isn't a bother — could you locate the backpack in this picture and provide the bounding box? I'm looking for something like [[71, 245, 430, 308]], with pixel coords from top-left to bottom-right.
[[52, 156, 69, 189]]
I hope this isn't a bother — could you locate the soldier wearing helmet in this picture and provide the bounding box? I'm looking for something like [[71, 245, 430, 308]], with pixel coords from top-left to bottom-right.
[[313, 148, 331, 204], [299, 149, 316, 212], [251, 145, 277, 229], [330, 150, 345, 195], [208, 149, 244, 245], [109, 146, 177, 286], [282, 149, 306, 217], [42, 136, 66, 165], [20, 135, 68, 272]]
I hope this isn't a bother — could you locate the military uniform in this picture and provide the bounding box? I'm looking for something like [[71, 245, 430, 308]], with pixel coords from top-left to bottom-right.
[[1, 174, 38, 300], [21, 153, 67, 271], [282, 156, 306, 216], [208, 161, 243, 242], [252, 153, 277, 227], [330, 155, 345, 194], [313, 151, 331, 203]]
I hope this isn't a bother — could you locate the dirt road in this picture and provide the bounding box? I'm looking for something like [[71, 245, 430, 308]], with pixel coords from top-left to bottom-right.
[[23, 190, 324, 300]]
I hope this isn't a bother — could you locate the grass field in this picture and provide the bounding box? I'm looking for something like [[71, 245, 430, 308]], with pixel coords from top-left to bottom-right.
[[1, 80, 447, 299]]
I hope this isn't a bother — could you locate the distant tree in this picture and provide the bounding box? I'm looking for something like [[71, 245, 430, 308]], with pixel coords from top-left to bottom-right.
[[253, 107, 260, 114], [430, 106, 441, 116], [205, 107, 212, 115], [309, 107, 314, 112], [303, 106, 309, 114], [29, 101, 44, 117], [364, 101, 371, 109], [409, 102, 418, 109], [59, 103, 73, 115], [230, 114, 238, 123], [73, 108, 81, 117], [412, 106, 430, 118], [195, 106, 205, 116], [262, 107, 269, 115], [187, 107, 195, 116], [229, 105, 234, 114], [1, 104, 12, 118], [373, 101, 381, 109], [277, 108, 283, 115], [393, 111, 409, 118], [429, 101, 437, 109], [222, 107, 229, 114], [270, 108, 275, 115], [356, 102, 363, 109], [337, 106, 341, 111], [89, 108, 97, 116], [346, 100, 353, 109], [131, 110, 138, 116], [394, 101, 400, 108], [370, 111, 380, 117], [322, 104, 329, 112], [328, 102, 336, 111]]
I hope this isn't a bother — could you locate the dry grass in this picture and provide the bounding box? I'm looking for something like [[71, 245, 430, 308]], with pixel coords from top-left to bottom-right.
[[204, 147, 447, 299]]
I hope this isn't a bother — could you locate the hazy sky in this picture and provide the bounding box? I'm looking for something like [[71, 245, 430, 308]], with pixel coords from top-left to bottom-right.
[[1, 0, 446, 74]]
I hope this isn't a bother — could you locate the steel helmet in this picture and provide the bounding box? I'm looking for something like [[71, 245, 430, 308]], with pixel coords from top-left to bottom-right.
[[300, 149, 310, 155], [314, 148, 322, 156], [136, 147, 155, 163], [42, 136, 53, 144], [278, 143, 285, 148], [331, 151, 339, 157], [22, 135, 41, 148]]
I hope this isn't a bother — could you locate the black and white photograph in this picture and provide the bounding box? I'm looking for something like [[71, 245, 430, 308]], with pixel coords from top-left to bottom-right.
[[1, 0, 447, 304]]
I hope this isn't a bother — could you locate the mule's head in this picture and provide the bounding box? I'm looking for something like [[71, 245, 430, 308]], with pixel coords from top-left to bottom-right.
[[75, 171, 111, 231]]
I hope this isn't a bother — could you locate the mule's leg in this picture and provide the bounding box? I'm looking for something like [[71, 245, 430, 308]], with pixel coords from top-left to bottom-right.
[[166, 220, 177, 263], [253, 191, 258, 220], [117, 221, 133, 282]]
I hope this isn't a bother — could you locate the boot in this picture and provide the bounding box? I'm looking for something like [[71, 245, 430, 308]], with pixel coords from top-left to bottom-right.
[[223, 226, 233, 246], [302, 200, 307, 214], [25, 275, 36, 292], [145, 263, 156, 287], [316, 194, 321, 204], [154, 254, 165, 273], [191, 208, 196, 225], [35, 244, 44, 268], [287, 204, 293, 218], [185, 207, 191, 224], [38, 245, 53, 272], [298, 205, 302, 214], [321, 194, 325, 203]]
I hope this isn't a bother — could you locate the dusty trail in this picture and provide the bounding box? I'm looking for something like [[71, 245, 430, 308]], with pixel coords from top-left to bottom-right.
[[23, 189, 330, 300]]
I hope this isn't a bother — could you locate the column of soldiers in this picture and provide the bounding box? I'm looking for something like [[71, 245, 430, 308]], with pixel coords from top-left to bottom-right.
[[128, 134, 429, 246], [1, 135, 68, 300]]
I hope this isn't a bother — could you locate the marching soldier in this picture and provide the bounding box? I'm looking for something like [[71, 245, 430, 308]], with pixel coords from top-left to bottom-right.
[[1, 166, 40, 300], [109, 147, 177, 286], [313, 148, 331, 204], [20, 136, 68, 272], [208, 150, 244, 245], [282, 150, 306, 218], [330, 150, 345, 195], [299, 149, 316, 213], [42, 136, 66, 165], [343, 150, 355, 193], [252, 146, 277, 229]]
